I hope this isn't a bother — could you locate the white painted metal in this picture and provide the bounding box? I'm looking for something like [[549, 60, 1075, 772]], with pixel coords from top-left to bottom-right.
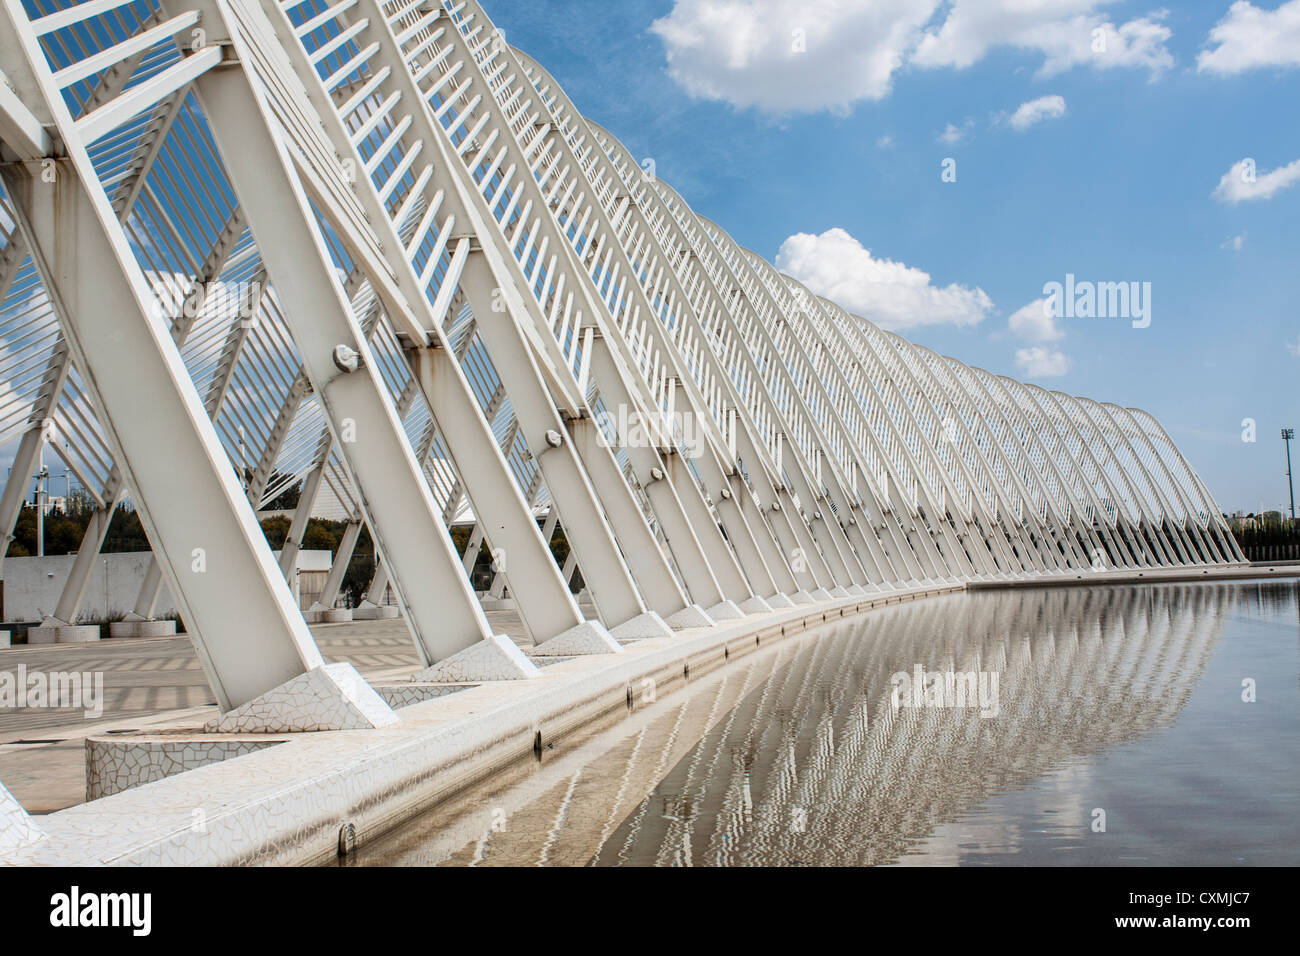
[[0, 0, 1244, 726]]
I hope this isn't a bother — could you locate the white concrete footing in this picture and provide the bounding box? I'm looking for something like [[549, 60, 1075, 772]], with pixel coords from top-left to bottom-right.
[[0, 781, 44, 853], [611, 611, 676, 641], [532, 620, 623, 656], [305, 604, 353, 624], [810, 588, 835, 601], [829, 586, 851, 598], [790, 590, 817, 605], [108, 615, 177, 639], [738, 595, 773, 614], [204, 662, 399, 733], [352, 601, 399, 620], [663, 605, 715, 630], [705, 600, 746, 621], [766, 593, 797, 609], [416, 634, 541, 682], [27, 621, 101, 644]]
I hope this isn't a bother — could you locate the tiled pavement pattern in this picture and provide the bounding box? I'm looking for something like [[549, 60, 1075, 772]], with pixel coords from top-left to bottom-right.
[[0, 610, 536, 813]]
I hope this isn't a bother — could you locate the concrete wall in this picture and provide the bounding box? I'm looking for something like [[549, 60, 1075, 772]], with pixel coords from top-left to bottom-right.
[[2, 551, 333, 624]]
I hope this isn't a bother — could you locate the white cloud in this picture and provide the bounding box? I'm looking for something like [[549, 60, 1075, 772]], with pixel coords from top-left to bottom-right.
[[775, 228, 994, 331], [1287, 334, 1300, 357], [1213, 157, 1300, 203], [648, 0, 936, 113], [912, 4, 1173, 78], [1015, 346, 1071, 377], [1008, 298, 1064, 341], [937, 121, 973, 144], [650, 1, 1174, 114], [1198, 0, 1300, 74], [877, 133, 895, 148], [1220, 232, 1247, 251], [1004, 94, 1067, 130]]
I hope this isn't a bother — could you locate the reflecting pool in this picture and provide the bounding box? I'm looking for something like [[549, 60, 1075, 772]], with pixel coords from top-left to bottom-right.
[[351, 581, 1300, 866]]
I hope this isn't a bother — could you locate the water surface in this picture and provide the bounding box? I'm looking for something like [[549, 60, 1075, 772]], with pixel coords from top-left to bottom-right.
[[351, 581, 1300, 866]]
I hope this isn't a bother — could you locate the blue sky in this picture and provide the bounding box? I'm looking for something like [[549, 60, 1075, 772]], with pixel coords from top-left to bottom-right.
[[487, 0, 1300, 514]]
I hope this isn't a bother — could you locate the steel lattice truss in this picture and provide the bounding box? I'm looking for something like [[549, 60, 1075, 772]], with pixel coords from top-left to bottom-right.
[[0, 0, 1242, 712]]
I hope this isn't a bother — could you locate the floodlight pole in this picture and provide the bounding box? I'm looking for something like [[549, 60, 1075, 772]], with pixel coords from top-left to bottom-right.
[[1283, 429, 1296, 524]]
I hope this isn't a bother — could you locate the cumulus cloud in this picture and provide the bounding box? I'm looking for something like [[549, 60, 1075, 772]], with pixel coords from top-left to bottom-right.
[[914, 4, 1173, 78], [1015, 346, 1071, 377], [1008, 298, 1065, 341], [775, 228, 994, 331], [1213, 157, 1300, 203], [1198, 0, 1300, 74], [1004, 94, 1067, 130], [650, 0, 1175, 114], [648, 0, 935, 113]]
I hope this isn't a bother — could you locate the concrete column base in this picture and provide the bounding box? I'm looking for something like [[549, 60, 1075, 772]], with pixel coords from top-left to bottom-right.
[[204, 663, 399, 733], [828, 586, 851, 598], [108, 618, 177, 639], [0, 781, 45, 853], [353, 601, 399, 620], [663, 605, 714, 630], [27, 622, 101, 644], [532, 619, 623, 656], [766, 593, 798, 609], [305, 605, 353, 624], [738, 595, 773, 614], [810, 588, 835, 602], [790, 590, 817, 605], [705, 600, 746, 621], [611, 611, 676, 641], [416, 634, 541, 682]]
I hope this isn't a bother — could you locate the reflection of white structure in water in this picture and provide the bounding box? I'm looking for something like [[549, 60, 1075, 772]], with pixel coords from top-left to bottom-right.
[[353, 584, 1247, 867], [594, 585, 1233, 866]]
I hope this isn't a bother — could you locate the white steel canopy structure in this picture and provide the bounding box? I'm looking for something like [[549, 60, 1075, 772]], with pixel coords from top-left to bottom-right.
[[0, 0, 1243, 720]]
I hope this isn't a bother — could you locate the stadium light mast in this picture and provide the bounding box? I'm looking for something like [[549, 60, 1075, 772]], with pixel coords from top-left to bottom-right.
[[1283, 428, 1296, 524]]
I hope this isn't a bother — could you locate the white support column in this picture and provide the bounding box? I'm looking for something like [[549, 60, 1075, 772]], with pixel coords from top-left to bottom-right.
[[317, 518, 362, 610], [193, 57, 511, 670], [278, 461, 326, 580], [0, 19, 336, 713], [407, 345, 607, 645], [453, 254, 678, 633], [0, 423, 49, 578], [48, 480, 123, 623], [247, 0, 625, 651]]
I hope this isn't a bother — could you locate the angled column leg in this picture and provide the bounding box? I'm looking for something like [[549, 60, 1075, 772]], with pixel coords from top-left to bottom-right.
[[0, 153, 343, 715], [193, 59, 533, 676], [316, 518, 362, 611], [407, 345, 614, 651]]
